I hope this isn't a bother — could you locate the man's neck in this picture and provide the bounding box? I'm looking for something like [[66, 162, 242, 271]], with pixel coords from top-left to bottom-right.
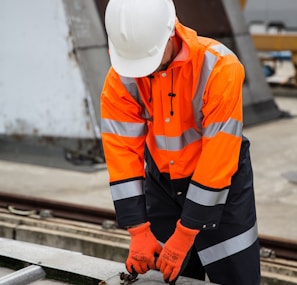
[[171, 34, 182, 61]]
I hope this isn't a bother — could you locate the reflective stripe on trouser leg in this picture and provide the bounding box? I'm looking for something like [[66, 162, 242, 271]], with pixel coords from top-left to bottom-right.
[[193, 222, 260, 285], [194, 136, 260, 285], [198, 222, 258, 266], [197, 225, 261, 285]]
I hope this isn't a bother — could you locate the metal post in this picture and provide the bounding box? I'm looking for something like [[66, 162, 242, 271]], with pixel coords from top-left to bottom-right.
[[0, 265, 46, 285]]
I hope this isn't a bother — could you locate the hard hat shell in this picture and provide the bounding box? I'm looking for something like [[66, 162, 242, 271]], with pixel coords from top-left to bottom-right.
[[105, 0, 176, 78]]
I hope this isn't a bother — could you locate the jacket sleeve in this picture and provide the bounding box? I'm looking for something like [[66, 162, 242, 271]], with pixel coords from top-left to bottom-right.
[[181, 55, 245, 230], [100, 69, 148, 228]]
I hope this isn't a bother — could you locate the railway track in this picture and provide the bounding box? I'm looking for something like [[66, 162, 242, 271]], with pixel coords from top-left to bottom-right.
[[0, 192, 116, 226], [0, 191, 296, 262]]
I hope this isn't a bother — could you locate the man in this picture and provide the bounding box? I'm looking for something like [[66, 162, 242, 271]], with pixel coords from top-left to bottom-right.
[[100, 0, 261, 284]]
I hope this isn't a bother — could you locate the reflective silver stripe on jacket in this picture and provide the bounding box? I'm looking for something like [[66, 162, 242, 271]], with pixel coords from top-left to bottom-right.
[[192, 50, 218, 131], [120, 76, 152, 120], [115, 45, 239, 150], [187, 184, 229, 206], [203, 118, 242, 138], [155, 49, 220, 152], [198, 222, 258, 266], [101, 119, 147, 137], [210, 43, 237, 58], [155, 128, 202, 151], [111, 180, 144, 201]]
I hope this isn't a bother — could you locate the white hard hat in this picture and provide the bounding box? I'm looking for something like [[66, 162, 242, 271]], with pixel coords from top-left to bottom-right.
[[105, 0, 176, 77]]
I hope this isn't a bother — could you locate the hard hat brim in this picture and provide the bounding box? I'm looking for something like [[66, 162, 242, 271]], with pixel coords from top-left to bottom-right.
[[108, 39, 167, 78]]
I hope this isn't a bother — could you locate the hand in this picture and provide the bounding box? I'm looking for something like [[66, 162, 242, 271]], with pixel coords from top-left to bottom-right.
[[156, 219, 199, 283], [126, 222, 162, 274]]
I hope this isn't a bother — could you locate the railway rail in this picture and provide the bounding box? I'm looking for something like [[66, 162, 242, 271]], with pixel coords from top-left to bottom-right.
[[0, 192, 116, 226], [0, 191, 297, 263]]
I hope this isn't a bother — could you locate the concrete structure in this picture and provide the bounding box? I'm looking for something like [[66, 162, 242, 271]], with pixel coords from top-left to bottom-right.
[[0, 238, 217, 285], [0, 0, 284, 164], [0, 0, 109, 161]]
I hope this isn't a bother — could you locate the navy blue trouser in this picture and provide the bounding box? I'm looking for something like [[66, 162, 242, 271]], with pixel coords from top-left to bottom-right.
[[144, 136, 261, 285]]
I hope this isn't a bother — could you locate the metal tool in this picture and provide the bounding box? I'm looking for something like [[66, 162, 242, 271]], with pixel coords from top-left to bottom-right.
[[99, 271, 138, 285], [119, 271, 139, 285]]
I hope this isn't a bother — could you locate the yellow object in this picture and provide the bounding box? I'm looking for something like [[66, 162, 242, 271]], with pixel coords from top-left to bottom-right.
[[252, 33, 297, 85], [239, 0, 246, 9]]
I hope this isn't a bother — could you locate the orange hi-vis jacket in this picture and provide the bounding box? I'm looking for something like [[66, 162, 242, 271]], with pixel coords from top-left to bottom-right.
[[101, 21, 245, 229]]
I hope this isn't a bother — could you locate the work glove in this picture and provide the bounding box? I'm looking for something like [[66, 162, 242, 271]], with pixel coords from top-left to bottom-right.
[[126, 221, 162, 274], [156, 219, 200, 283]]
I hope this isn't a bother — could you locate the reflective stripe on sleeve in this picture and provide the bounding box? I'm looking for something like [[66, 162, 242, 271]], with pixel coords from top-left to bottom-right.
[[210, 43, 237, 57], [101, 119, 147, 137], [120, 76, 140, 100], [155, 128, 201, 151], [120, 76, 152, 120], [111, 180, 144, 201], [203, 118, 242, 138], [198, 222, 258, 266], [187, 184, 229, 206]]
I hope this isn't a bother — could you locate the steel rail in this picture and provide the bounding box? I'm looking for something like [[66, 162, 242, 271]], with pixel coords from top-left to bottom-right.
[[0, 191, 297, 262], [0, 191, 116, 225], [259, 234, 297, 261]]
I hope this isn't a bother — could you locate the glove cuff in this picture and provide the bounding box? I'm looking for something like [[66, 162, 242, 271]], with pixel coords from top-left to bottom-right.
[[127, 221, 150, 235], [177, 219, 200, 237]]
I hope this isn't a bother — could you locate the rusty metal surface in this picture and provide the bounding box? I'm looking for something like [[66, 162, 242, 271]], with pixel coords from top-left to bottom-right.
[[0, 192, 116, 226], [259, 234, 297, 261]]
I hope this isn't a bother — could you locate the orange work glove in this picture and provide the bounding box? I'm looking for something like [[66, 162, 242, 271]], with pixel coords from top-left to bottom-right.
[[126, 222, 162, 274], [156, 219, 200, 283]]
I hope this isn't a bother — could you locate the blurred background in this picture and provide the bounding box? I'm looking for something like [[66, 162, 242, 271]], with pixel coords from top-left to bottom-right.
[[0, 0, 297, 284]]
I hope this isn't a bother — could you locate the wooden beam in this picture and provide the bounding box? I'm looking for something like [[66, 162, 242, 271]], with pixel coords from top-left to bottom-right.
[[252, 34, 297, 52]]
